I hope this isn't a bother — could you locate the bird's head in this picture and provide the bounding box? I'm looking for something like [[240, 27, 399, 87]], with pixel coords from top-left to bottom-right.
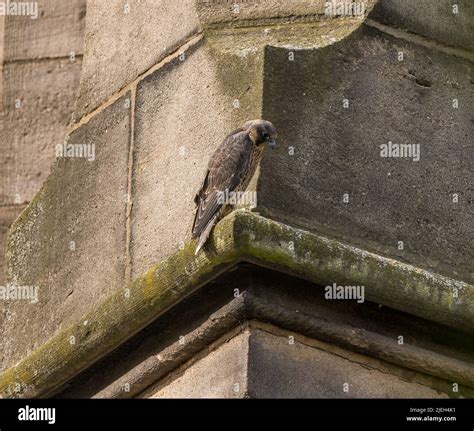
[[244, 119, 277, 149]]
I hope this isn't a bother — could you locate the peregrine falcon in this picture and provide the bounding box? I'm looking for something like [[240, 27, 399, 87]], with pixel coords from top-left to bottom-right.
[[192, 119, 277, 254]]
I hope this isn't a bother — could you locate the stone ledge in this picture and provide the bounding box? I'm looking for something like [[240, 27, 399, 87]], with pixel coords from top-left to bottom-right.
[[197, 0, 377, 29], [70, 289, 474, 399], [0, 210, 472, 398], [370, 0, 474, 52], [365, 18, 474, 63]]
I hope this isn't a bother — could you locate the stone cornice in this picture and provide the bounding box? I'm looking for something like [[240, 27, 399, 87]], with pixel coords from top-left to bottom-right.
[[0, 210, 472, 398]]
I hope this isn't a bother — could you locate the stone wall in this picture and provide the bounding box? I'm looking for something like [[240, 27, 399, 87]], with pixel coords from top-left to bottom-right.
[[1, 0, 472, 395], [3, 0, 376, 371], [0, 0, 86, 287], [259, 23, 473, 282]]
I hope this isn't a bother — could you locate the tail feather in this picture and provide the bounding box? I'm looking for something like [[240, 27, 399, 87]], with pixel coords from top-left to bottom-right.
[[195, 214, 218, 255]]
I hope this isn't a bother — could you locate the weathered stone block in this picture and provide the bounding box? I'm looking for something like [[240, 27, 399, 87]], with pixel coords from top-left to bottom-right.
[[197, 0, 377, 28], [370, 0, 474, 51], [2, 0, 86, 61], [146, 328, 448, 398], [0, 205, 25, 356], [0, 16, 5, 65], [130, 16, 372, 279], [0, 205, 25, 285], [149, 331, 249, 398], [74, 0, 199, 120], [198, 0, 330, 26], [2, 94, 131, 372], [258, 25, 473, 282], [131, 40, 261, 278], [247, 329, 447, 398], [0, 59, 82, 205]]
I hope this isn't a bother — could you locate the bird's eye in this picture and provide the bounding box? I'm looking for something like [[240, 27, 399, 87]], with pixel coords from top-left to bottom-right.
[[262, 132, 269, 140]]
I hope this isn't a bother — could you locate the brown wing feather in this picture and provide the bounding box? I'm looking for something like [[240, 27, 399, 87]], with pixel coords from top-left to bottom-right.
[[192, 131, 253, 239]]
